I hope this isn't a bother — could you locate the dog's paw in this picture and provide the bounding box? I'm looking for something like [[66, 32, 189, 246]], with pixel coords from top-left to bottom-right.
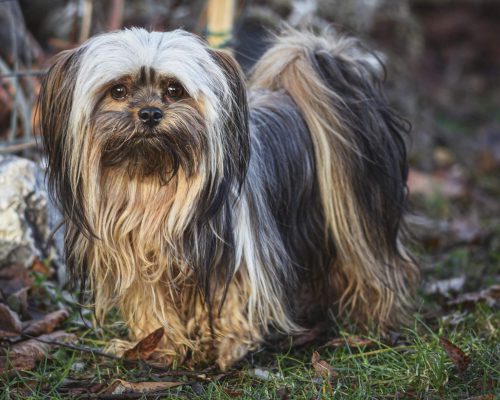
[[216, 338, 250, 371]]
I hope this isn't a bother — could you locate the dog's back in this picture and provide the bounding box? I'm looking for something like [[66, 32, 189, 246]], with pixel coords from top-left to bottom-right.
[[248, 29, 418, 330]]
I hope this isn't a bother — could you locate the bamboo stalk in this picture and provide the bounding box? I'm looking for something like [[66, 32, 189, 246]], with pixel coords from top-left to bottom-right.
[[108, 0, 125, 31], [206, 0, 235, 49], [78, 0, 93, 43]]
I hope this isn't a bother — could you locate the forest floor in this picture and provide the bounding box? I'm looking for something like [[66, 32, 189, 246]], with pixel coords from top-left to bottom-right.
[[0, 177, 499, 400]]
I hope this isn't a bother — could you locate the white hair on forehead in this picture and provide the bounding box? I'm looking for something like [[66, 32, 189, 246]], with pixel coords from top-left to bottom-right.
[[72, 28, 229, 123], [66, 28, 233, 182]]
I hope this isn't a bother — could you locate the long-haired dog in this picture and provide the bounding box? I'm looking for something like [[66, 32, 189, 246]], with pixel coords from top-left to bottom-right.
[[39, 28, 418, 369]]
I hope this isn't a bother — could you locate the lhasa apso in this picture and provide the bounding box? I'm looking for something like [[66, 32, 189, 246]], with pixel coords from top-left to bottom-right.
[[39, 28, 418, 369]]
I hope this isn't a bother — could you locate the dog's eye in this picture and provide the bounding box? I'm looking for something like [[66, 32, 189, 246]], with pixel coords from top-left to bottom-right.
[[165, 82, 184, 100], [110, 84, 128, 100]]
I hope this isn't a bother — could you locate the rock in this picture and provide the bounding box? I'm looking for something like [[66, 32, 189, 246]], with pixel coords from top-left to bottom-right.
[[0, 155, 64, 280]]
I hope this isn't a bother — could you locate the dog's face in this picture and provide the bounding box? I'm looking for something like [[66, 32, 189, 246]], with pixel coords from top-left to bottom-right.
[[39, 29, 249, 229], [93, 66, 205, 178]]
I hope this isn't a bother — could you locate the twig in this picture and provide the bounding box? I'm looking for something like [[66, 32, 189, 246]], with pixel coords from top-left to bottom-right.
[[79, 387, 194, 400], [0, 58, 33, 141], [107, 0, 124, 31], [0, 70, 47, 79], [344, 345, 414, 359], [21, 334, 122, 361], [21, 334, 220, 377], [0, 139, 38, 154], [45, 220, 65, 252], [79, 0, 94, 43]]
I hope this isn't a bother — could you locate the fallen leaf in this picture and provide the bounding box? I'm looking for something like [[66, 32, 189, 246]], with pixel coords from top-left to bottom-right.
[[446, 285, 500, 309], [0, 263, 32, 287], [123, 327, 164, 360], [31, 257, 53, 277], [102, 379, 183, 395], [0, 331, 77, 373], [311, 351, 336, 380], [22, 309, 70, 336], [0, 303, 22, 338], [323, 335, 374, 348], [0, 354, 36, 372], [439, 337, 470, 372], [0, 264, 33, 298], [311, 351, 337, 394]]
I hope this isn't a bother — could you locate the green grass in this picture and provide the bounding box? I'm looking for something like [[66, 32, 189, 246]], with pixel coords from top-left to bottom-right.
[[1, 299, 498, 399]]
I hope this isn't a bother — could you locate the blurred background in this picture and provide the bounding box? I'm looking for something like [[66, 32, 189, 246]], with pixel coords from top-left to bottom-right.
[[0, 0, 499, 297]]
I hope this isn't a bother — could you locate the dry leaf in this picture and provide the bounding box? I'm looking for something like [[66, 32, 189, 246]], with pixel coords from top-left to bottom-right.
[[447, 285, 500, 309], [311, 351, 337, 394], [0, 264, 33, 298], [102, 379, 183, 395], [22, 309, 70, 336], [0, 263, 32, 287], [323, 335, 374, 348], [311, 351, 337, 380], [0, 303, 22, 338], [439, 337, 470, 372], [31, 257, 52, 276], [0, 330, 77, 373], [123, 327, 164, 360], [0, 354, 36, 372]]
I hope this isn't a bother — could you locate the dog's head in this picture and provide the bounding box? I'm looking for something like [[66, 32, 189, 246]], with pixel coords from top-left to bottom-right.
[[39, 29, 249, 230]]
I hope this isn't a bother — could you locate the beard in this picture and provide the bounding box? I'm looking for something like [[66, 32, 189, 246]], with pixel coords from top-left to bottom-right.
[[95, 106, 207, 181]]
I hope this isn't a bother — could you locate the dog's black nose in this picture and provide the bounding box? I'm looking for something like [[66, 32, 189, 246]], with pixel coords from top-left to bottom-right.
[[138, 107, 163, 126]]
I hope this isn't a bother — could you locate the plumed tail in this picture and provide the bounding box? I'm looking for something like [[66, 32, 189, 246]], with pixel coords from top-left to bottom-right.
[[250, 29, 418, 330]]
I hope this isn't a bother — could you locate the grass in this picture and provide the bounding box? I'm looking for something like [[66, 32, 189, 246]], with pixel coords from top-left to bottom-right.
[[1, 286, 499, 399]]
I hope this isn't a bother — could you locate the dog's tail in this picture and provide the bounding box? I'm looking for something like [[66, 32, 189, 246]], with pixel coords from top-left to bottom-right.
[[250, 29, 418, 331]]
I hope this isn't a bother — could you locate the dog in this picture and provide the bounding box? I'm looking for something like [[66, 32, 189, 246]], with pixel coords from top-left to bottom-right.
[[39, 27, 418, 369]]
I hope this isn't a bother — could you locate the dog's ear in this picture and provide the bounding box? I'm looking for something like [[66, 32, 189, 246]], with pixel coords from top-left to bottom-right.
[[38, 49, 90, 234], [209, 49, 250, 186]]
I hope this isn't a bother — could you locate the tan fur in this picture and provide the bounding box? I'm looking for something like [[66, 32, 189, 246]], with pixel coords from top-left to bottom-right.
[[73, 149, 261, 367]]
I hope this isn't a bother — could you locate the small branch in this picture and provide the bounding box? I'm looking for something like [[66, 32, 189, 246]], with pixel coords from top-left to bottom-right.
[[22, 334, 220, 377], [107, 0, 124, 31], [0, 140, 38, 154], [79, 0, 94, 43], [22, 334, 122, 361], [0, 70, 47, 79]]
